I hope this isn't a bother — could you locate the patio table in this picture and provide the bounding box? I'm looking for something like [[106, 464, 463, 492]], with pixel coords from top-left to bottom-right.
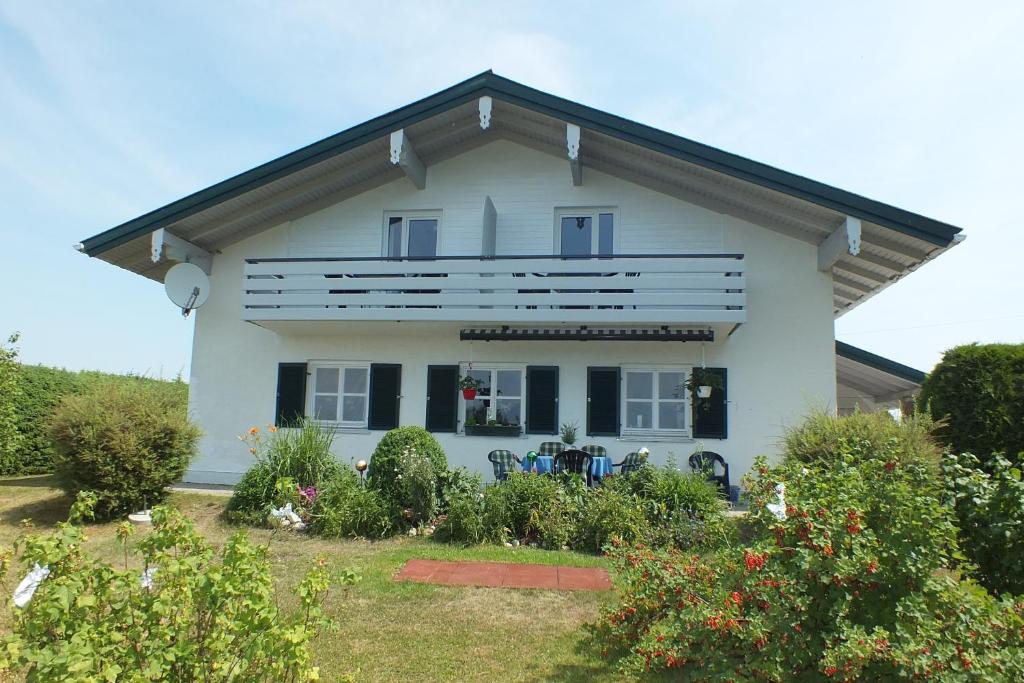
[[590, 456, 614, 481], [522, 455, 554, 475]]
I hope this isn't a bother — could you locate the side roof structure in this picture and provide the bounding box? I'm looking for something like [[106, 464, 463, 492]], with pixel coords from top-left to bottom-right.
[[79, 71, 964, 315], [836, 340, 927, 404]]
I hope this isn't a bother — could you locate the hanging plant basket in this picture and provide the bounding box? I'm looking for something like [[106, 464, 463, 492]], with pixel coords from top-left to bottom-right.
[[458, 374, 482, 401], [696, 385, 713, 399], [462, 388, 477, 400]]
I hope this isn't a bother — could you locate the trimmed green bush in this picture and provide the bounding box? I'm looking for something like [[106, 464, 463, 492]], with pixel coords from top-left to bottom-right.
[[921, 343, 1024, 463], [367, 426, 447, 512], [226, 420, 345, 526], [48, 382, 201, 520], [310, 471, 395, 539], [944, 451, 1024, 595], [784, 409, 942, 478]]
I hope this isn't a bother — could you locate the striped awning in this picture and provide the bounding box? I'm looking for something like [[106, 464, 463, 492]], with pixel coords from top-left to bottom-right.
[[459, 327, 714, 342]]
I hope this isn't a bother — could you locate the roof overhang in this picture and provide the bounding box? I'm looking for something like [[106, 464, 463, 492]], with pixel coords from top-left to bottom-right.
[[836, 341, 926, 402], [78, 71, 965, 316], [459, 326, 715, 342]]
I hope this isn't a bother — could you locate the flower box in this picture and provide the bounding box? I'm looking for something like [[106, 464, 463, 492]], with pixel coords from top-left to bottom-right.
[[465, 425, 521, 437]]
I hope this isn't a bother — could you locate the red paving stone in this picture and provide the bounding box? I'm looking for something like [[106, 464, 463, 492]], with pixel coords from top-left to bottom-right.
[[395, 559, 612, 591]]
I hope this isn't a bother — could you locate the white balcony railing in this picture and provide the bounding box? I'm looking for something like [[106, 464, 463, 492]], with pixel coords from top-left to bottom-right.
[[242, 254, 746, 324]]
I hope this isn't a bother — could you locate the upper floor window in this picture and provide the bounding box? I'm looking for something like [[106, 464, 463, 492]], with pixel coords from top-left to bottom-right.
[[622, 366, 689, 436], [556, 209, 615, 256], [308, 362, 370, 428], [384, 212, 439, 258]]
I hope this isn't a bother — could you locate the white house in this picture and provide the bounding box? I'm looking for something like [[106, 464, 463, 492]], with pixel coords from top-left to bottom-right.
[[78, 72, 962, 485]]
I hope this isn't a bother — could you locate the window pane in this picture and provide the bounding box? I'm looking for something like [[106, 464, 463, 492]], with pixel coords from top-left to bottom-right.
[[560, 216, 592, 256], [313, 395, 338, 421], [315, 368, 339, 394], [342, 395, 366, 422], [495, 370, 521, 397], [495, 399, 521, 426], [598, 213, 614, 255], [626, 371, 653, 399], [659, 372, 685, 400], [659, 401, 686, 430], [470, 369, 491, 397], [343, 367, 368, 394], [407, 219, 438, 258], [626, 401, 653, 430], [464, 399, 487, 425], [387, 217, 403, 257]]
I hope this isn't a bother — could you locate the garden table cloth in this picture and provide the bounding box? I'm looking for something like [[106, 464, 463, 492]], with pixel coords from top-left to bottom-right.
[[589, 456, 614, 480], [522, 455, 554, 475]]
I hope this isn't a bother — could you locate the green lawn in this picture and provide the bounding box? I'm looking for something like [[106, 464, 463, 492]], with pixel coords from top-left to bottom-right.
[[0, 477, 621, 682]]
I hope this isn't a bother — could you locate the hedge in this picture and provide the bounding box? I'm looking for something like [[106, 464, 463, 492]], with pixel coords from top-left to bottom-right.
[[2, 364, 189, 476], [920, 343, 1024, 464]]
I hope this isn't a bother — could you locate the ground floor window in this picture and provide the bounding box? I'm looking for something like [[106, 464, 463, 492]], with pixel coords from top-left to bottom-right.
[[308, 362, 370, 428], [461, 365, 525, 430], [622, 366, 690, 436]]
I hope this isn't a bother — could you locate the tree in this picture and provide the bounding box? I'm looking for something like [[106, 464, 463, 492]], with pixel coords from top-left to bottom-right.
[[0, 332, 22, 473]]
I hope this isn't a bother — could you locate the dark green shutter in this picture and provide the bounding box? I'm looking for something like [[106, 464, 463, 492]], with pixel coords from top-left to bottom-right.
[[587, 367, 620, 436], [693, 368, 727, 439], [426, 365, 458, 432], [526, 366, 559, 434], [275, 362, 307, 427], [369, 364, 402, 430]]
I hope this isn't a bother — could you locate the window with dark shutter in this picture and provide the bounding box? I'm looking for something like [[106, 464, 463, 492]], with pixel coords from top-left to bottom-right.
[[693, 368, 727, 439], [526, 366, 559, 434], [275, 363, 307, 428], [425, 365, 458, 432], [368, 364, 402, 430], [587, 367, 620, 436]]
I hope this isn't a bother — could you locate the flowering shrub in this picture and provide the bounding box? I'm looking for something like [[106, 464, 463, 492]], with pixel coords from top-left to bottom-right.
[[594, 438, 1024, 680], [944, 451, 1024, 594], [227, 420, 344, 526], [0, 492, 357, 681], [311, 469, 395, 539], [367, 427, 447, 513]]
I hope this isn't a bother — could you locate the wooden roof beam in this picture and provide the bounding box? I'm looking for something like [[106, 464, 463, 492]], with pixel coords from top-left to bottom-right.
[[566, 123, 582, 186], [150, 229, 212, 274], [389, 129, 426, 189], [818, 216, 862, 272]]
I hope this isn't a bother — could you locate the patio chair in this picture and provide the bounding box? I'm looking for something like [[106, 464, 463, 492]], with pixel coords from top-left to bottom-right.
[[580, 444, 608, 459], [537, 441, 565, 458], [553, 449, 594, 486], [688, 450, 730, 495], [613, 451, 647, 475], [488, 450, 521, 482]]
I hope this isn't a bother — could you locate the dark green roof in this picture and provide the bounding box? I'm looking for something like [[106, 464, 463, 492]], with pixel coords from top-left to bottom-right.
[[836, 341, 927, 384], [81, 71, 964, 257]]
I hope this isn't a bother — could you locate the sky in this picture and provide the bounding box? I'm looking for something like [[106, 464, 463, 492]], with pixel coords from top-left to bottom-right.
[[1, 1, 1022, 378]]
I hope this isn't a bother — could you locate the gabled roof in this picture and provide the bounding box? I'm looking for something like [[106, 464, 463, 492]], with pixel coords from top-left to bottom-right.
[[836, 340, 926, 402], [79, 71, 964, 315]]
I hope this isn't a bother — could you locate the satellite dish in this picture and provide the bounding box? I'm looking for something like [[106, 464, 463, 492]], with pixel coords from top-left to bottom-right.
[[164, 262, 210, 317]]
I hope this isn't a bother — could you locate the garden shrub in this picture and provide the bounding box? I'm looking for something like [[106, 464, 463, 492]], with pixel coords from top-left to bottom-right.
[[437, 466, 483, 513], [593, 434, 1024, 680], [576, 487, 650, 553], [226, 420, 344, 526], [48, 381, 200, 520], [784, 409, 942, 475], [944, 451, 1024, 595], [0, 493, 355, 681], [311, 470, 396, 539], [921, 343, 1024, 463], [0, 333, 22, 475], [434, 491, 485, 544], [367, 426, 447, 511], [479, 471, 565, 544]]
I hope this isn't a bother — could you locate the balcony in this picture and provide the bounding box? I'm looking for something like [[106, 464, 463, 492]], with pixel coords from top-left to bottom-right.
[[242, 254, 746, 325]]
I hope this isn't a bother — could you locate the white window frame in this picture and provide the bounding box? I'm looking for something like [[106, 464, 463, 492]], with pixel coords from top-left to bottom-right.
[[381, 210, 442, 258], [306, 361, 371, 429], [458, 362, 526, 433], [621, 365, 691, 437], [553, 207, 618, 256]]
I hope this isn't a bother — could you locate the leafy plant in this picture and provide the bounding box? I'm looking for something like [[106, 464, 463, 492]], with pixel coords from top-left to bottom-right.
[[311, 471, 395, 539], [434, 491, 485, 545], [0, 493, 357, 681], [920, 342, 1024, 463], [367, 426, 448, 510], [0, 332, 22, 475], [226, 420, 345, 526], [437, 467, 483, 514], [457, 375, 482, 391], [559, 420, 579, 445], [576, 487, 650, 553], [47, 381, 201, 520], [944, 451, 1024, 594]]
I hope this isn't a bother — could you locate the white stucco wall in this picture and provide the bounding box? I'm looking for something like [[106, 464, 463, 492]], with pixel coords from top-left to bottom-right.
[[185, 139, 836, 484]]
